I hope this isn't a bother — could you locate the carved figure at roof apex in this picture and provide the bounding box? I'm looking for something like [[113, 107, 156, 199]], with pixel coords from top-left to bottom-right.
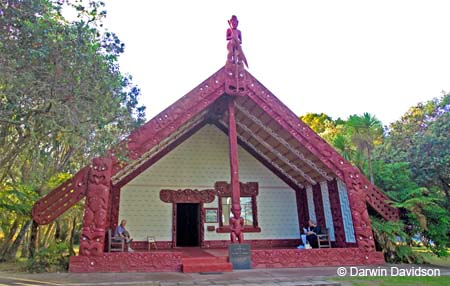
[[226, 15, 248, 68]]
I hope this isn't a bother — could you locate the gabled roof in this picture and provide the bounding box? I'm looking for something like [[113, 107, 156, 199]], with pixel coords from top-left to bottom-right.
[[32, 63, 399, 225]]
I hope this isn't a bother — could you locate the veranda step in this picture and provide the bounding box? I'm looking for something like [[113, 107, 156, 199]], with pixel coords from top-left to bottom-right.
[[182, 256, 233, 273], [181, 256, 229, 264], [182, 261, 233, 273]]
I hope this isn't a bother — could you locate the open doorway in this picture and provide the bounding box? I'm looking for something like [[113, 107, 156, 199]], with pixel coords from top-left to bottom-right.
[[176, 203, 200, 247]]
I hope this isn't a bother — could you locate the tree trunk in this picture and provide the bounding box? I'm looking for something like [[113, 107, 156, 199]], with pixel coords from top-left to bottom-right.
[[0, 219, 19, 261], [367, 147, 374, 184], [68, 216, 77, 256], [54, 220, 61, 242], [439, 176, 450, 211], [28, 220, 39, 258], [41, 223, 55, 248], [3, 220, 32, 261], [20, 228, 30, 258]]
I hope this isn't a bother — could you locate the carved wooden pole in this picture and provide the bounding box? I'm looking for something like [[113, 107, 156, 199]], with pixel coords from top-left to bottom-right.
[[79, 157, 112, 256], [228, 96, 244, 243]]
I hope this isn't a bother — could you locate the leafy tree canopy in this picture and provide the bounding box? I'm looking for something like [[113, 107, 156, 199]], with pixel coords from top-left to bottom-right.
[[0, 0, 146, 263]]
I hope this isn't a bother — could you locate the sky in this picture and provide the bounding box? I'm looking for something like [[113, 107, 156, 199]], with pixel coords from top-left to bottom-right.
[[99, 0, 450, 126]]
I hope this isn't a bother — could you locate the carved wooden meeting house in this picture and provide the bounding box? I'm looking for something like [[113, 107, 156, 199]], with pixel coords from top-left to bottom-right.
[[32, 16, 399, 273]]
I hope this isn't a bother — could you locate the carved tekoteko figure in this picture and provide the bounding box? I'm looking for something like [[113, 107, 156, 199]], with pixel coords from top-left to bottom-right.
[[227, 15, 248, 68], [230, 209, 244, 243], [79, 157, 112, 257]]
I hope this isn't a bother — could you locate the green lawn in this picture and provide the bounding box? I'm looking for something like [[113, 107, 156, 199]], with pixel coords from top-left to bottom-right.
[[333, 276, 450, 286], [332, 248, 449, 286], [0, 258, 27, 272], [413, 247, 450, 267]]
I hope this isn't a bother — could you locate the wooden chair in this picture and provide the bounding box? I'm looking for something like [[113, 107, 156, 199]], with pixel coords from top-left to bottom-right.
[[108, 229, 125, 252], [317, 227, 331, 248], [147, 236, 157, 251]]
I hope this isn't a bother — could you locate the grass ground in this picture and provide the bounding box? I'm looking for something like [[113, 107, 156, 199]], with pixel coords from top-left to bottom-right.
[[332, 248, 449, 285], [0, 258, 27, 272], [332, 276, 450, 286], [414, 247, 450, 267]]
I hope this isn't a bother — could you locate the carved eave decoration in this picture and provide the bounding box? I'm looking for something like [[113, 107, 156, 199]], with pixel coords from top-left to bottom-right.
[[215, 181, 258, 197], [160, 189, 216, 204]]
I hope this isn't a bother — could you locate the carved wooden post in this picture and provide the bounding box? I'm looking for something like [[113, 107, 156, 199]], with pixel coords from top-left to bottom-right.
[[228, 97, 244, 243], [79, 157, 112, 256], [343, 168, 377, 252]]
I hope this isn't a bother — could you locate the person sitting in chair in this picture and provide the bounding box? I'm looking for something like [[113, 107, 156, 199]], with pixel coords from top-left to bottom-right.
[[114, 219, 134, 252], [305, 220, 321, 249]]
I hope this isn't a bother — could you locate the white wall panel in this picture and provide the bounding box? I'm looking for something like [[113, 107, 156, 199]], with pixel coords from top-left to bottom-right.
[[319, 181, 335, 241], [306, 185, 316, 223], [337, 178, 356, 243]]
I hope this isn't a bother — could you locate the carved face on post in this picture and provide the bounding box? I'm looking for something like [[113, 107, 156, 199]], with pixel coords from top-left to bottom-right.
[[89, 158, 111, 185], [232, 207, 241, 220], [229, 15, 238, 29]]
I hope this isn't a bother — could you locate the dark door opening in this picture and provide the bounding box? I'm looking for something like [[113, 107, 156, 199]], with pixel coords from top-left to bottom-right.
[[176, 203, 200, 247]]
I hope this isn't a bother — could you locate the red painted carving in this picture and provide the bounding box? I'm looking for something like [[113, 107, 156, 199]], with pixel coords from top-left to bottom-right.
[[343, 166, 377, 252], [312, 184, 326, 228], [361, 175, 399, 221], [199, 203, 205, 247], [79, 158, 112, 257], [108, 186, 121, 233], [224, 63, 249, 97], [159, 189, 210, 247], [295, 188, 309, 229], [172, 204, 177, 247], [69, 252, 182, 272], [215, 181, 258, 197], [226, 15, 248, 68], [227, 97, 244, 244], [215, 181, 259, 234], [215, 226, 261, 233], [230, 211, 244, 244], [203, 239, 300, 249], [32, 166, 89, 225], [327, 180, 348, 247], [127, 240, 173, 250], [159, 189, 215, 203], [252, 248, 384, 268]]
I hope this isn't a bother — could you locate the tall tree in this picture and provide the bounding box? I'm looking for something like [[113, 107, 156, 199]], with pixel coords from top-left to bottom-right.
[[407, 97, 450, 210], [378, 93, 450, 210], [0, 0, 145, 261], [346, 113, 383, 183]]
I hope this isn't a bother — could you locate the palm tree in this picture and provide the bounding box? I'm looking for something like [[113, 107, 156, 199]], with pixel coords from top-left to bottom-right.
[[332, 133, 354, 162], [346, 113, 383, 183]]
